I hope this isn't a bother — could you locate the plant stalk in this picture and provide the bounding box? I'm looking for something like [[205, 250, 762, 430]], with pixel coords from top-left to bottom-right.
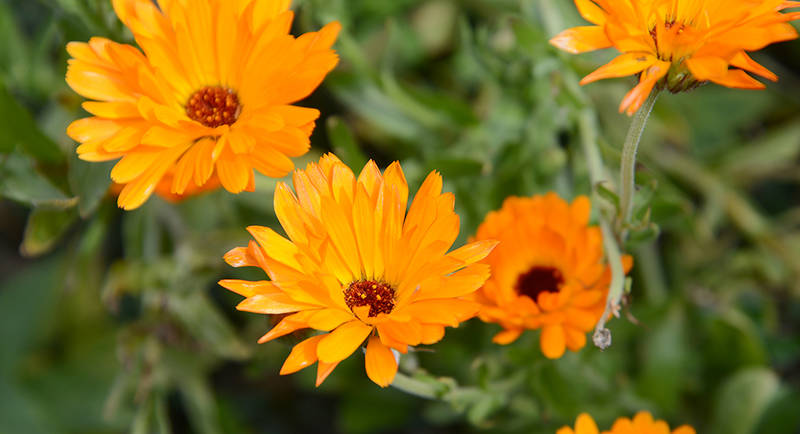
[[618, 91, 660, 234]]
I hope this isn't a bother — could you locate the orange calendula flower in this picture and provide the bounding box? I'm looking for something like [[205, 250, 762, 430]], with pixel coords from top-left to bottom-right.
[[558, 411, 696, 434], [550, 0, 800, 114], [472, 193, 632, 359], [220, 154, 497, 387], [66, 0, 340, 210]]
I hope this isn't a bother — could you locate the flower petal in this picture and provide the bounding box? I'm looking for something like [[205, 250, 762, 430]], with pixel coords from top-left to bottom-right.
[[280, 334, 324, 375], [365, 336, 398, 387], [549, 26, 611, 54], [540, 324, 567, 359], [580, 52, 656, 85], [316, 320, 373, 363]]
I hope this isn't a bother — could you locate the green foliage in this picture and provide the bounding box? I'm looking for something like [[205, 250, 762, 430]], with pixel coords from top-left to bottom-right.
[[1, 1, 800, 433]]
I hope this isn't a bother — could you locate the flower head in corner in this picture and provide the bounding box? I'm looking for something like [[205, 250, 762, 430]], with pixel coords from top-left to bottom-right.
[[472, 193, 632, 359], [550, 0, 800, 114], [66, 0, 340, 209], [220, 154, 497, 387], [557, 411, 696, 434]]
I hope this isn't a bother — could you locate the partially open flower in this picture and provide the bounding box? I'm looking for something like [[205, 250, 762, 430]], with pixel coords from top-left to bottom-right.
[[472, 193, 631, 359], [550, 0, 800, 114], [66, 0, 340, 209], [220, 154, 497, 387]]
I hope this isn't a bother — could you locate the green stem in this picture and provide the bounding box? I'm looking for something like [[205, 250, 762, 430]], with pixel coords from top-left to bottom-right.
[[618, 91, 660, 233], [390, 372, 441, 399], [592, 220, 626, 349]]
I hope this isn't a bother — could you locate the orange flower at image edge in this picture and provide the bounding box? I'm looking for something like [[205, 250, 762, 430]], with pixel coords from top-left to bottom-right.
[[66, 0, 340, 210], [558, 412, 695, 434], [472, 193, 632, 359], [550, 0, 800, 114], [220, 154, 498, 387]]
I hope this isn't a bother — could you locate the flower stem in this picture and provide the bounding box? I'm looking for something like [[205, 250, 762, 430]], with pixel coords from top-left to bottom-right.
[[593, 220, 626, 349], [390, 372, 442, 399], [618, 91, 659, 234]]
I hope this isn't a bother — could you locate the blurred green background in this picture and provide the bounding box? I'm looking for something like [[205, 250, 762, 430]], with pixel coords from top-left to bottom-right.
[[1, 0, 800, 433]]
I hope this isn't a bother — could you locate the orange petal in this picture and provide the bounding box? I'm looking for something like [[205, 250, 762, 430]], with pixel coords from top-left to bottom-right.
[[540, 324, 567, 359], [257, 310, 315, 343], [493, 328, 523, 345], [575, 0, 606, 25], [672, 426, 697, 434], [730, 52, 777, 82], [223, 246, 260, 268], [280, 334, 324, 375], [685, 56, 729, 81], [709, 69, 765, 90], [315, 360, 339, 387], [580, 52, 656, 85], [574, 413, 599, 434], [316, 320, 373, 363], [550, 26, 612, 54], [236, 293, 313, 314], [619, 60, 670, 115], [420, 324, 445, 345], [365, 336, 398, 387], [218, 279, 279, 298]]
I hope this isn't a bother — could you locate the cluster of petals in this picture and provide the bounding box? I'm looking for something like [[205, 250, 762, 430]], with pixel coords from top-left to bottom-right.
[[66, 0, 340, 209], [472, 193, 631, 359], [220, 154, 497, 387], [550, 0, 800, 114], [558, 411, 695, 434]]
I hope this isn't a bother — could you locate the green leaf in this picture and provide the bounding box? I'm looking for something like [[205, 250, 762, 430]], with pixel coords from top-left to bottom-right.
[[168, 293, 250, 360], [20, 207, 78, 257], [710, 368, 780, 434], [0, 154, 76, 207], [68, 153, 114, 217], [636, 302, 688, 412], [327, 116, 368, 169], [0, 81, 63, 162]]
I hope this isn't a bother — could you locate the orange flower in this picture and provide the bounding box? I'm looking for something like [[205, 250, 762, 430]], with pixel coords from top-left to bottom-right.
[[66, 0, 340, 210], [550, 0, 800, 114], [220, 154, 497, 387], [558, 411, 696, 434], [472, 193, 631, 359]]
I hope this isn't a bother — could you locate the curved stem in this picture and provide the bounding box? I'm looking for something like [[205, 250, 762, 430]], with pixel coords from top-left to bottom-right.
[[618, 91, 660, 233]]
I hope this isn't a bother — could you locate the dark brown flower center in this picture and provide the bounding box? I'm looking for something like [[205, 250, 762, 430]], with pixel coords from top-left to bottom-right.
[[344, 280, 396, 317], [185, 86, 240, 128], [515, 266, 564, 302]]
